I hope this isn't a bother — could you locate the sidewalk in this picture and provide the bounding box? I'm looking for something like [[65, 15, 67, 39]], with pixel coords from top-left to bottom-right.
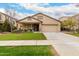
[[0, 40, 51, 46]]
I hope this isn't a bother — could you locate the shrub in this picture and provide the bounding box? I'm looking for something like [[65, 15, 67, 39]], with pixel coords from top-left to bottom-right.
[[12, 29, 23, 33]]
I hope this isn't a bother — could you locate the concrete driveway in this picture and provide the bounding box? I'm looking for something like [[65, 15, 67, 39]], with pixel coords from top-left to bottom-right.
[[43, 32, 79, 56]]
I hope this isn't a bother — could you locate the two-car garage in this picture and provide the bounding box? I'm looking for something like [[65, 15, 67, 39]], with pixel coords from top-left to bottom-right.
[[41, 24, 60, 32]]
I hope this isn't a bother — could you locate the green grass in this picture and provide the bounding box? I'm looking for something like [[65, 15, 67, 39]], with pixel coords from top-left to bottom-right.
[[0, 45, 56, 56], [0, 32, 46, 40], [69, 33, 79, 37]]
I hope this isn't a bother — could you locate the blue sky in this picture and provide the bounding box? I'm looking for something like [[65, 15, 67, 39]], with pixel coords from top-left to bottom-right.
[[0, 3, 79, 19], [38, 3, 70, 7], [0, 3, 70, 14], [0, 3, 36, 14]]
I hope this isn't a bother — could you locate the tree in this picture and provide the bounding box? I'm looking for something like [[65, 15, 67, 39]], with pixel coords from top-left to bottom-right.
[[0, 23, 3, 32], [5, 9, 16, 32], [2, 19, 11, 32], [61, 17, 76, 31]]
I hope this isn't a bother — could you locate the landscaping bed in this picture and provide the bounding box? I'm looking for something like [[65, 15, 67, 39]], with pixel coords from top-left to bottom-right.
[[0, 32, 46, 40], [0, 45, 57, 56]]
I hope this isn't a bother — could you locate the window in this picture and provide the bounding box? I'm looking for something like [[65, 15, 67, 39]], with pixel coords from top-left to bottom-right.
[[38, 16, 43, 19]]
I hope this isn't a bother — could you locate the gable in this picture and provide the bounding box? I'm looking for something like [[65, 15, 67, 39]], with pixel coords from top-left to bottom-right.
[[19, 17, 41, 23], [32, 13, 60, 25]]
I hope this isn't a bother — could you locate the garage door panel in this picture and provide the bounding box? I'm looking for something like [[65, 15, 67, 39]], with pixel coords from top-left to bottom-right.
[[42, 25, 60, 32]]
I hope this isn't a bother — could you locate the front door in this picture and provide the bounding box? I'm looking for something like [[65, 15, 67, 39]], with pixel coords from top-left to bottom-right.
[[32, 24, 39, 31]]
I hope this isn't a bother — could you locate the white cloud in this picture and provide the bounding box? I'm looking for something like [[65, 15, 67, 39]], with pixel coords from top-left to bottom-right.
[[0, 3, 79, 20], [0, 8, 5, 13], [19, 3, 79, 19], [15, 12, 33, 19], [0, 8, 29, 20]]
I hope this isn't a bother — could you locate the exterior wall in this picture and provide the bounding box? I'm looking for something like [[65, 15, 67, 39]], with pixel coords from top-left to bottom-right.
[[39, 23, 42, 32]]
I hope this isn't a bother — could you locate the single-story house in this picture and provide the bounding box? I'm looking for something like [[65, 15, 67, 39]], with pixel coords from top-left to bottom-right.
[[16, 13, 61, 32], [0, 12, 61, 32]]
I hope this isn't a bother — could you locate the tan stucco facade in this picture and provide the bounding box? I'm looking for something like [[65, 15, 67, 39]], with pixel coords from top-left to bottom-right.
[[17, 13, 61, 32]]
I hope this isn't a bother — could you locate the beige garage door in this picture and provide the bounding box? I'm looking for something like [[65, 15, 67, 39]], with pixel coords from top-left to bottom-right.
[[41, 25, 60, 32]]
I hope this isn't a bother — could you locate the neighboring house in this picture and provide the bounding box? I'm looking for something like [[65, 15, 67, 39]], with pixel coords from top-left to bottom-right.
[[59, 16, 70, 21], [0, 12, 17, 27], [60, 14, 79, 30], [73, 14, 79, 29], [17, 13, 61, 32]]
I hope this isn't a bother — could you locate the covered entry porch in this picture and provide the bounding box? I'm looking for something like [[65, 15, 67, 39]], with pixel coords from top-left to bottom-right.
[[17, 16, 42, 32], [19, 22, 41, 32]]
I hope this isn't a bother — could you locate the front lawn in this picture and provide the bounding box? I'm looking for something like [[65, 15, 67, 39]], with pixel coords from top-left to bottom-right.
[[0, 32, 46, 40], [0, 45, 56, 56]]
